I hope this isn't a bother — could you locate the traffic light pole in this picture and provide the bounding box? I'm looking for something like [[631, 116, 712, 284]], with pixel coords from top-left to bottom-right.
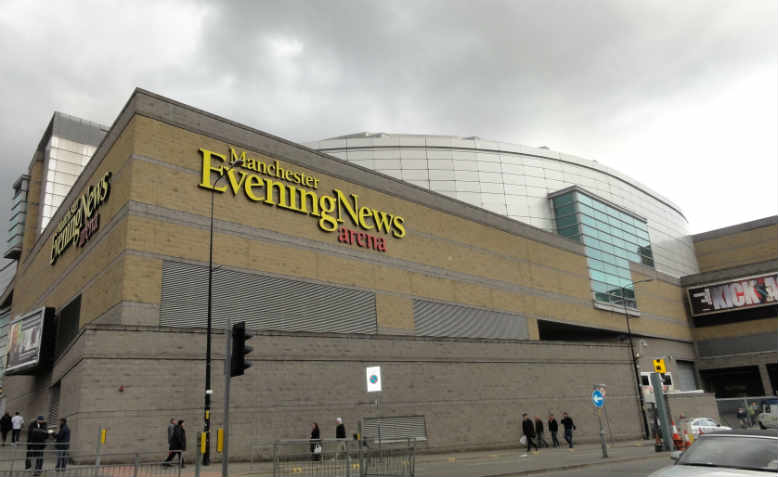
[[222, 315, 232, 477]]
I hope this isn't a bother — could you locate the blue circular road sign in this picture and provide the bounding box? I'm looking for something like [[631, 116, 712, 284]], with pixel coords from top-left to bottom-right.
[[592, 389, 605, 408]]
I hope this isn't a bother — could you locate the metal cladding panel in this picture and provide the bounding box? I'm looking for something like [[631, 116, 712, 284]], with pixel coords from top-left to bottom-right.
[[160, 261, 376, 334], [361, 416, 427, 441], [675, 361, 698, 391], [696, 332, 778, 357], [413, 300, 528, 339]]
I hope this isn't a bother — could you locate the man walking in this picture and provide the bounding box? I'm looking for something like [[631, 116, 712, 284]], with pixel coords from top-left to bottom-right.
[[0, 412, 12, 446], [164, 420, 186, 467], [165, 418, 176, 463], [521, 413, 538, 456], [11, 412, 23, 445], [548, 414, 560, 448], [25, 416, 48, 476], [335, 418, 347, 458], [561, 412, 576, 449], [55, 418, 71, 471], [534, 416, 548, 448]]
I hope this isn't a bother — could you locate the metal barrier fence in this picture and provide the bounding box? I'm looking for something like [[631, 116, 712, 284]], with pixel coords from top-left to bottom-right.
[[270, 438, 415, 477], [0, 447, 186, 477], [715, 395, 776, 429]]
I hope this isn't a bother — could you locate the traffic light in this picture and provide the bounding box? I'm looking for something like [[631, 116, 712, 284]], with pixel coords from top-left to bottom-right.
[[230, 321, 253, 377]]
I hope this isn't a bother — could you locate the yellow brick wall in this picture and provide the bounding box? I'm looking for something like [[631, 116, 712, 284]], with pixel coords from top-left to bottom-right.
[[11, 119, 136, 322], [695, 224, 778, 272], [11, 114, 693, 343], [120, 116, 690, 340], [693, 316, 778, 340]]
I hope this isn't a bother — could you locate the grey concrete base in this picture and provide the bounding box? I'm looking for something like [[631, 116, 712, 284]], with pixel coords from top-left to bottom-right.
[[5, 325, 648, 459]]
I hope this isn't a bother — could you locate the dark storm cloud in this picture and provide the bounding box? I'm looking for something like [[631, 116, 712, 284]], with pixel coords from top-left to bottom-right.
[[0, 0, 775, 255]]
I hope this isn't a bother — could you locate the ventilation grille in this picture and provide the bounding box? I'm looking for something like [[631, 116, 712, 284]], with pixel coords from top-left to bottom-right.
[[413, 299, 528, 339], [160, 261, 376, 334], [361, 415, 427, 442]]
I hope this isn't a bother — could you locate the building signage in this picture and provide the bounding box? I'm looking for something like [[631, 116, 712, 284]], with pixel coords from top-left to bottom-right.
[[198, 148, 406, 252], [687, 273, 778, 317], [50, 171, 112, 265], [5, 308, 54, 375]]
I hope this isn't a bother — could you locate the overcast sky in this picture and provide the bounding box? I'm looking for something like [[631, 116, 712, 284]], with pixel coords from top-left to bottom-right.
[[0, 0, 775, 257]]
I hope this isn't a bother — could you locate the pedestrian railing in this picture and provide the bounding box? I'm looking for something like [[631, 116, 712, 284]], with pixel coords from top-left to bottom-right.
[[269, 438, 415, 477], [0, 447, 187, 477]]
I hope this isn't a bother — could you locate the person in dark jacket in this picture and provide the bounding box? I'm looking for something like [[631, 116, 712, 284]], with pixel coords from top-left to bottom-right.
[[534, 417, 548, 448], [0, 412, 11, 446], [547, 414, 560, 448], [164, 420, 186, 467], [335, 418, 347, 458], [561, 412, 576, 449], [310, 422, 321, 461], [25, 416, 48, 475], [521, 413, 538, 455], [164, 418, 176, 463], [55, 418, 71, 471]]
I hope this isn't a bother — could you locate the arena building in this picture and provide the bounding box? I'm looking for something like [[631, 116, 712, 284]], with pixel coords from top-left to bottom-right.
[[0, 89, 773, 459]]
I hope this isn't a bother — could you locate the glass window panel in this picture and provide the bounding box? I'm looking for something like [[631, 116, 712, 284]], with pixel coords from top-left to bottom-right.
[[554, 203, 576, 218], [552, 193, 574, 207], [556, 215, 578, 229], [558, 226, 579, 239], [590, 270, 608, 283]]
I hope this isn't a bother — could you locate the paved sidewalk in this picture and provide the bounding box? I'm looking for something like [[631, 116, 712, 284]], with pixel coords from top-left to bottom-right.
[[196, 439, 669, 477]]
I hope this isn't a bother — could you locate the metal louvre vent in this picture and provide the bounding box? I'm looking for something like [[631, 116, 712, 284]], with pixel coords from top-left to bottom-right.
[[160, 261, 376, 334], [413, 299, 528, 339], [361, 415, 427, 442]]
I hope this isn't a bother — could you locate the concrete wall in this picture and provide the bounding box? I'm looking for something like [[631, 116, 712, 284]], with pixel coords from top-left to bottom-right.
[[6, 325, 645, 460], [666, 393, 720, 422]]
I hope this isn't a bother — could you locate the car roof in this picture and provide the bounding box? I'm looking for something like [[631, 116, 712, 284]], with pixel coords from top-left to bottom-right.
[[699, 429, 777, 438]]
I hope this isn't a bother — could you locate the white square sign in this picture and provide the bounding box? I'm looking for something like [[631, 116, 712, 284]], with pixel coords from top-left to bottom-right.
[[366, 366, 382, 392]]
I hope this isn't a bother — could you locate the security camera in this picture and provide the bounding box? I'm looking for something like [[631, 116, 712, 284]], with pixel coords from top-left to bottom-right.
[[640, 339, 647, 347]]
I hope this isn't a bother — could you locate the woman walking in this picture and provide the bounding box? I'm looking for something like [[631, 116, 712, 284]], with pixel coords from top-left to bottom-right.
[[310, 423, 321, 461]]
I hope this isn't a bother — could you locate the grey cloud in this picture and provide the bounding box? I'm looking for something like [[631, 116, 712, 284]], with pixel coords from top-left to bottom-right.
[[0, 0, 775, 258]]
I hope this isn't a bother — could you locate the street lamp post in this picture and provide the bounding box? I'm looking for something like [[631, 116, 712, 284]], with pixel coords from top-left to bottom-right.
[[203, 168, 233, 466], [622, 278, 653, 440]]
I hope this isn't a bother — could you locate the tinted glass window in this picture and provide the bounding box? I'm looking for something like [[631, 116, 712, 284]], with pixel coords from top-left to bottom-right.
[[678, 436, 777, 471]]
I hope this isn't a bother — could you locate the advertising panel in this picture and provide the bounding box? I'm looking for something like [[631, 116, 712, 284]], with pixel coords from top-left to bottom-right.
[[5, 308, 55, 375], [687, 273, 778, 317]]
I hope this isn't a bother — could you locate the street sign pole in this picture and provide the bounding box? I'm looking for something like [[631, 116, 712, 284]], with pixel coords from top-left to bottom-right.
[[592, 385, 608, 458], [222, 314, 232, 477]]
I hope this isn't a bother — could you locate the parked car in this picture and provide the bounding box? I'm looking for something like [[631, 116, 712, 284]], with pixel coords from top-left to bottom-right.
[[649, 430, 777, 476], [686, 417, 731, 436], [757, 401, 777, 429]]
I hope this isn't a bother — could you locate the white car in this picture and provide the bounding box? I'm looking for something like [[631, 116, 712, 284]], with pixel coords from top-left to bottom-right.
[[649, 430, 778, 476], [687, 417, 731, 436], [757, 402, 777, 429]]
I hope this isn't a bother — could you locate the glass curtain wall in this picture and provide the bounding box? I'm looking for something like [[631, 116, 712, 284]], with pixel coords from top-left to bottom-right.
[[551, 188, 654, 309], [39, 137, 96, 232]]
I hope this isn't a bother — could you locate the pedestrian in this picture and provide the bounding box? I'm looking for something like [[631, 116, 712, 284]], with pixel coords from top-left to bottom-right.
[[55, 418, 71, 471], [335, 417, 347, 458], [534, 416, 548, 448], [746, 403, 757, 427], [0, 412, 12, 446], [561, 412, 576, 449], [736, 407, 748, 428], [11, 412, 23, 445], [548, 414, 560, 448], [164, 418, 176, 463], [310, 422, 321, 461], [164, 420, 186, 467], [25, 416, 48, 476], [520, 413, 538, 456]]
